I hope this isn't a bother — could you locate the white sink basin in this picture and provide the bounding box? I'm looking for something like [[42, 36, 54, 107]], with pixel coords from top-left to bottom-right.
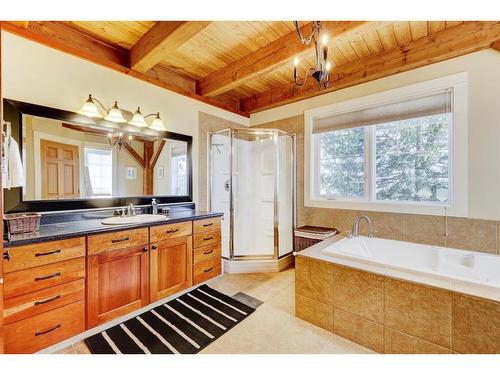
[[101, 214, 167, 225]]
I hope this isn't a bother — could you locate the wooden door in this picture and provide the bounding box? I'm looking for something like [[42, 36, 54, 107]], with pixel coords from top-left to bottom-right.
[[41, 140, 79, 199], [150, 236, 192, 302], [87, 245, 149, 328]]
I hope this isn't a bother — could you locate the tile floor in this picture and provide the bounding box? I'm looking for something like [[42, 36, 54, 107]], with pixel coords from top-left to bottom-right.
[[57, 268, 372, 354]]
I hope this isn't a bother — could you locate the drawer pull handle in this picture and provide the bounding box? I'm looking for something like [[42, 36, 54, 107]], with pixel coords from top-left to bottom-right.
[[112, 237, 129, 243], [203, 250, 214, 255], [203, 236, 214, 241], [142, 247, 149, 252], [35, 272, 61, 281], [151, 245, 158, 250], [34, 295, 61, 306], [3, 250, 10, 261], [202, 223, 213, 227], [166, 229, 179, 234], [35, 249, 61, 257], [35, 324, 61, 336], [203, 267, 214, 273]]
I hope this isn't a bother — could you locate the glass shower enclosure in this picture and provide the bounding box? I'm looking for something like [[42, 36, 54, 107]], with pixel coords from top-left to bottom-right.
[[209, 128, 295, 261]]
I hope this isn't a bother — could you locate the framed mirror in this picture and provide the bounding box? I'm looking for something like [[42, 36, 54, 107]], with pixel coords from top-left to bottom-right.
[[3, 99, 192, 213]]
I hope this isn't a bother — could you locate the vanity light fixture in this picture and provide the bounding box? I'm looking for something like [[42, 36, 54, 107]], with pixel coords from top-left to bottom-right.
[[78, 94, 166, 131], [107, 132, 132, 150]]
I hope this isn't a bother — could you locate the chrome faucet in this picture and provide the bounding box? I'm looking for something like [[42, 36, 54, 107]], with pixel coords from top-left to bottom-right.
[[351, 216, 374, 238], [151, 198, 158, 215], [127, 203, 136, 216]]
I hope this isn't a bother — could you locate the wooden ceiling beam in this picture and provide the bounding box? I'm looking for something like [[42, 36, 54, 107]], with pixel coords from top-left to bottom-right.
[[197, 21, 388, 98], [123, 143, 145, 168], [1, 21, 248, 117], [492, 40, 500, 51], [130, 21, 211, 73], [241, 21, 500, 113], [149, 140, 166, 169]]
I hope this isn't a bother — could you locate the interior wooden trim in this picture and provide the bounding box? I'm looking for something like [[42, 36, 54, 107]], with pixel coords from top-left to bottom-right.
[[130, 21, 211, 73], [1, 22, 249, 118], [241, 21, 500, 113]]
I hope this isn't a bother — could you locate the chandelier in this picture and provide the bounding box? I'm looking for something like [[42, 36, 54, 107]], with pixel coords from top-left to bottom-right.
[[107, 132, 132, 150], [78, 94, 167, 132], [292, 21, 331, 89]]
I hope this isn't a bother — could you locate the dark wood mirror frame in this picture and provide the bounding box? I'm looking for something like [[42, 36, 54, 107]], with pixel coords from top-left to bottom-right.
[[3, 99, 193, 213]]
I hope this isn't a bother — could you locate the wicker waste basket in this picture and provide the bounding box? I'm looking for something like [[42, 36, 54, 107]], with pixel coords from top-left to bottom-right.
[[294, 226, 338, 252]]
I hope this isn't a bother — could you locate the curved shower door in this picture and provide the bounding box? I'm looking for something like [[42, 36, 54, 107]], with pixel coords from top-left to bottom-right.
[[231, 129, 276, 259]]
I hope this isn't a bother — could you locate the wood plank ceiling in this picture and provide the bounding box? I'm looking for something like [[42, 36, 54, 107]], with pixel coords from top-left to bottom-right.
[[3, 20, 500, 117]]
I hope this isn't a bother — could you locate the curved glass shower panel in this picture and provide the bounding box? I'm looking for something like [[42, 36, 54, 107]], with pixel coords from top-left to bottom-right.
[[232, 130, 276, 258], [209, 130, 231, 258]]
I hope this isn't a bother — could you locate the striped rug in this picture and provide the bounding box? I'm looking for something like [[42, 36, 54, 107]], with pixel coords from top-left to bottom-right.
[[84, 284, 257, 354]]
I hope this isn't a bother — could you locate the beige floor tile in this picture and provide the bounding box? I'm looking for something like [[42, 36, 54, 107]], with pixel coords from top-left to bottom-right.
[[54, 344, 77, 354], [320, 335, 375, 354], [74, 342, 91, 354]]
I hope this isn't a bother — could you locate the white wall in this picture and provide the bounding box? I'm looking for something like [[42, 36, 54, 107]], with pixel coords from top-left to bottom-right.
[[1, 31, 249, 207], [250, 50, 500, 220]]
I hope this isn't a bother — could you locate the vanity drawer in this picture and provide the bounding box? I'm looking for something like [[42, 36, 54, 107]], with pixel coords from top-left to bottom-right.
[[3, 279, 85, 325], [88, 227, 149, 255], [193, 230, 221, 248], [150, 221, 192, 242], [194, 243, 221, 264], [4, 300, 85, 354], [3, 237, 85, 273], [193, 217, 221, 234], [3, 258, 86, 299], [194, 257, 221, 285]]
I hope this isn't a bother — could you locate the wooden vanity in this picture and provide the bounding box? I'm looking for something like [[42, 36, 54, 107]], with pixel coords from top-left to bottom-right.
[[1, 216, 222, 354]]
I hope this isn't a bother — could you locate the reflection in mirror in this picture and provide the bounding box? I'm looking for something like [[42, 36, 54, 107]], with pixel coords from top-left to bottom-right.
[[21, 114, 188, 200]]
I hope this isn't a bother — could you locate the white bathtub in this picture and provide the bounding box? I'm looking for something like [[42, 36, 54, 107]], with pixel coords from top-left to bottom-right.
[[316, 236, 500, 301]]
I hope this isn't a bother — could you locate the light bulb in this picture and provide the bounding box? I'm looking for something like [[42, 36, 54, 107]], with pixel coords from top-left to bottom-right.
[[78, 94, 102, 118], [293, 57, 299, 67], [322, 35, 328, 46], [128, 107, 148, 127], [149, 112, 166, 131], [326, 62, 331, 71], [105, 101, 126, 123]]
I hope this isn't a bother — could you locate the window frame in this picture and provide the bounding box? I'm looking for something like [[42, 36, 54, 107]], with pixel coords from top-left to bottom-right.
[[83, 143, 114, 198], [304, 73, 468, 217]]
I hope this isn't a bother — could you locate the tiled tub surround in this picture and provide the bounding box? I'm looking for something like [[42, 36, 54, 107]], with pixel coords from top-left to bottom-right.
[[295, 236, 500, 354]]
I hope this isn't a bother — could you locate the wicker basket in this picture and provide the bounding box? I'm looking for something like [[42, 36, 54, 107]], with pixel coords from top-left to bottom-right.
[[4, 212, 41, 234], [294, 226, 338, 252]]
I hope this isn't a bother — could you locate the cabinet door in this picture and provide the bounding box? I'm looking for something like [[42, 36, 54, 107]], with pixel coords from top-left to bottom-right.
[[150, 236, 192, 302], [87, 245, 149, 328]]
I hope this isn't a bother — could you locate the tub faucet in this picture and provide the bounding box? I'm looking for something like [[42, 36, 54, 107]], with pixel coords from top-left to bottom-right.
[[351, 216, 374, 238]]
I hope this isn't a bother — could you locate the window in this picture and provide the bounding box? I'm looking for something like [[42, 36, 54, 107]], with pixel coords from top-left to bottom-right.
[[305, 73, 468, 216], [84, 147, 113, 197], [170, 145, 187, 195]]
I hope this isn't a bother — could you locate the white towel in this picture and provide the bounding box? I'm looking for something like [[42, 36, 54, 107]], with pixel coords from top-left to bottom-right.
[[8, 136, 25, 189], [2, 121, 25, 189]]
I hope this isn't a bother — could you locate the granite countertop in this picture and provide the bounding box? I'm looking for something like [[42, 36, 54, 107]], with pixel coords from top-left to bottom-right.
[[4, 210, 223, 248]]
